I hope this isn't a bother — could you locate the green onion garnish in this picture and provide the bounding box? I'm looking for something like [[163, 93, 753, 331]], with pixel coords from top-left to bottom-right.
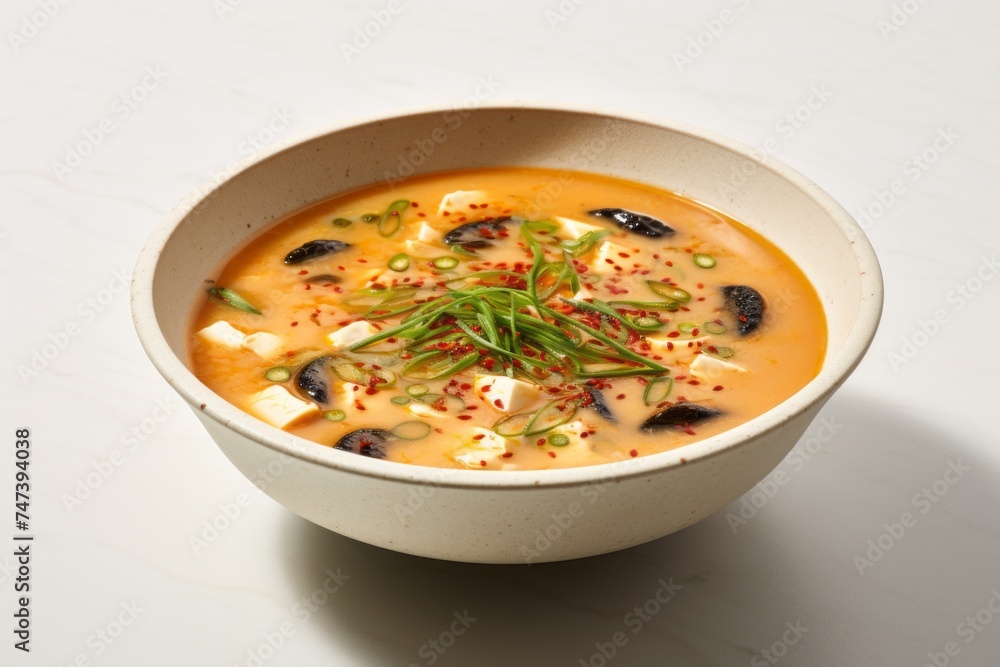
[[322, 410, 346, 421], [646, 281, 691, 303], [704, 321, 726, 334], [643, 376, 673, 406], [207, 287, 262, 315], [715, 346, 735, 358], [431, 256, 459, 270], [361, 213, 378, 223], [263, 366, 291, 382], [390, 421, 432, 440], [678, 322, 697, 334], [332, 218, 353, 228], [390, 395, 410, 405], [693, 253, 716, 268], [378, 199, 409, 237], [405, 384, 429, 398], [388, 254, 410, 272], [549, 433, 571, 447], [523, 398, 580, 436]]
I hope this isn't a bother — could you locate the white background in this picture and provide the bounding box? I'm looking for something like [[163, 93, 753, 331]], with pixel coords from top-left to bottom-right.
[[3, 0, 999, 665]]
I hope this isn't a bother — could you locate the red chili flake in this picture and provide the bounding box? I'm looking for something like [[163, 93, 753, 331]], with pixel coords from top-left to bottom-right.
[[472, 434, 486, 441], [713, 385, 724, 391], [548, 451, 557, 458], [691, 328, 700, 336], [304, 284, 311, 290], [480, 460, 487, 467], [665, 260, 673, 267], [604, 258, 615, 264], [355, 401, 366, 411], [616, 393, 626, 400], [653, 253, 660, 259], [442, 211, 451, 216], [334, 286, 343, 293], [501, 452, 513, 458], [469, 203, 478, 209], [667, 331, 680, 338], [466, 405, 478, 411], [580, 432, 589, 439], [481, 384, 492, 393], [667, 342, 674, 351], [687, 380, 700, 386], [357, 258, 367, 263], [458, 415, 473, 420], [618, 252, 630, 258], [629, 449, 638, 458], [536, 438, 546, 446], [435, 428, 443, 433], [297, 270, 308, 275], [459, 383, 472, 390], [739, 315, 749, 322], [411, 201, 419, 207], [493, 399, 504, 409], [290, 321, 299, 327], [685, 428, 696, 435], [684, 248, 693, 253]]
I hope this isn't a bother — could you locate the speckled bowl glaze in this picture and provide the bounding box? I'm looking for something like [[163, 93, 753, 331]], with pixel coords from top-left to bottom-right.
[[132, 105, 882, 564]]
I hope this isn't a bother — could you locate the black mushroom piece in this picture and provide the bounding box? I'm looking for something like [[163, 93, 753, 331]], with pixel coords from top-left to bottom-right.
[[640, 403, 722, 432], [582, 386, 615, 422], [721, 285, 765, 335], [295, 355, 333, 404], [334, 428, 393, 458], [443, 217, 518, 249], [304, 273, 341, 284], [283, 239, 351, 265], [588, 208, 675, 238]]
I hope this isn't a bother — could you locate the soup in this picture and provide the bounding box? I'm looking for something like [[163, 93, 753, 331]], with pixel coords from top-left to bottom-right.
[[188, 168, 826, 470]]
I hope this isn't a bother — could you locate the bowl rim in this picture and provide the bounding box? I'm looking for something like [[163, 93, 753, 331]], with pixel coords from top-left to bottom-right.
[[131, 101, 883, 490]]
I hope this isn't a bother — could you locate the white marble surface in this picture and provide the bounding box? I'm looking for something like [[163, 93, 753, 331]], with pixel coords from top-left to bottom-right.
[[3, 0, 999, 664]]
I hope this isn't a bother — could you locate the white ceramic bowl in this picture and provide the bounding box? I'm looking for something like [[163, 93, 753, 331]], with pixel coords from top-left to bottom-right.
[[132, 104, 882, 564]]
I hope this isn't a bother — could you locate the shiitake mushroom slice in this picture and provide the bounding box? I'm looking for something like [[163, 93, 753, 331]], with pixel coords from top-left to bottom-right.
[[582, 386, 615, 422], [295, 356, 333, 404], [721, 285, 764, 335], [588, 208, 675, 238], [442, 217, 518, 249], [333, 428, 393, 458], [640, 403, 721, 432], [283, 240, 351, 265]]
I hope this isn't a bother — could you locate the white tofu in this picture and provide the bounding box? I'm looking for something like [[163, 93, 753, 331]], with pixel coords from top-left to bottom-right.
[[595, 240, 638, 271], [454, 428, 510, 469], [438, 190, 492, 215], [555, 215, 603, 240], [246, 386, 319, 429], [197, 321, 246, 349], [415, 221, 441, 243], [403, 239, 442, 258], [242, 332, 283, 359], [327, 321, 379, 350], [473, 374, 541, 413], [548, 420, 596, 457], [407, 401, 449, 419], [690, 354, 747, 382], [646, 336, 709, 363]]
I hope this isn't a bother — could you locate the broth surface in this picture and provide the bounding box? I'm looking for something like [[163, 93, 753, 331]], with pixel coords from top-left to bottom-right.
[[188, 168, 826, 469]]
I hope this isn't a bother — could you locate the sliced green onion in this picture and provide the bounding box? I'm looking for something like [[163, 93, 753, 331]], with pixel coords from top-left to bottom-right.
[[431, 256, 459, 270], [560, 229, 611, 257], [678, 322, 697, 333], [388, 253, 411, 272], [524, 398, 580, 436], [333, 363, 396, 387], [263, 366, 291, 382], [332, 218, 353, 228], [378, 199, 409, 237], [361, 213, 378, 223], [333, 363, 367, 385], [522, 219, 560, 235], [548, 433, 571, 447], [704, 321, 727, 334], [493, 413, 532, 438], [207, 287, 262, 315], [607, 299, 680, 311], [643, 376, 673, 406], [405, 384, 429, 398], [322, 410, 346, 422], [390, 395, 410, 405], [631, 316, 664, 330], [693, 253, 716, 268], [646, 281, 691, 302], [715, 346, 735, 358], [390, 421, 432, 440]]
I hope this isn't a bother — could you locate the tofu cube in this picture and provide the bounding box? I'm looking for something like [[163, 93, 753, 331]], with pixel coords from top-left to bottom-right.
[[473, 374, 541, 413], [595, 241, 638, 270], [327, 321, 379, 350], [690, 354, 747, 382], [403, 239, 443, 258], [645, 336, 709, 363], [438, 190, 492, 215], [555, 215, 603, 240], [197, 321, 246, 349], [246, 386, 319, 429], [454, 428, 510, 468], [416, 221, 441, 243], [242, 332, 283, 359]]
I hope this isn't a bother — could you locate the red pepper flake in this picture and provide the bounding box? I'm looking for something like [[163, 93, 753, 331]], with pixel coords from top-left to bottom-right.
[[304, 284, 311, 290], [334, 286, 343, 293], [616, 393, 626, 400], [713, 385, 724, 391], [297, 270, 308, 275], [687, 380, 700, 386], [466, 405, 478, 410], [684, 428, 696, 435], [411, 201, 419, 207], [435, 428, 443, 433], [536, 438, 546, 446], [472, 433, 485, 440], [493, 399, 504, 409], [365, 387, 378, 395], [442, 211, 451, 216], [501, 452, 513, 458], [355, 401, 366, 411], [580, 432, 589, 438], [666, 342, 674, 351], [618, 252, 630, 258], [418, 212, 426, 217], [481, 384, 492, 393], [469, 203, 478, 209], [290, 321, 299, 327], [604, 258, 615, 264], [458, 415, 473, 420], [480, 460, 487, 467], [629, 449, 638, 458], [357, 258, 367, 263], [666, 331, 680, 338], [548, 451, 557, 458]]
